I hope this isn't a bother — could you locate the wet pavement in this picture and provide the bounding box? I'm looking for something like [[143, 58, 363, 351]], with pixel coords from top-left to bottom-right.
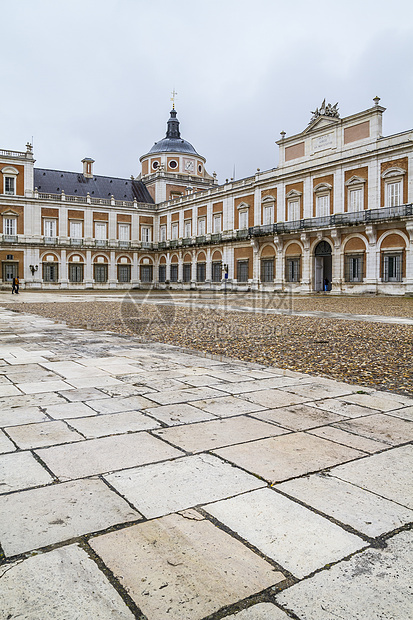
[[0, 303, 412, 619]]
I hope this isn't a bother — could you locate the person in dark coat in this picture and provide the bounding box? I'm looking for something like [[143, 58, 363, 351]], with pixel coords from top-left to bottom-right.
[[12, 276, 19, 294]]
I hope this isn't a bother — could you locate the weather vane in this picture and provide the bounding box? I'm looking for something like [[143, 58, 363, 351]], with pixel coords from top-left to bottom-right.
[[170, 89, 178, 109]]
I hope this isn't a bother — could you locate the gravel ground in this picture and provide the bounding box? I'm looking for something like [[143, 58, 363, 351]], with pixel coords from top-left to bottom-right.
[[11, 296, 413, 397]]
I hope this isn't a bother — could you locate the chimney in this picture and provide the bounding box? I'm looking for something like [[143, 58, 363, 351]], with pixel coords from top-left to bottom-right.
[[82, 157, 95, 179]]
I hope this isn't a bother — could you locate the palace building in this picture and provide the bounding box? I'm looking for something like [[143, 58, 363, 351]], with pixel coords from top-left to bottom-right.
[[1, 98, 412, 294]]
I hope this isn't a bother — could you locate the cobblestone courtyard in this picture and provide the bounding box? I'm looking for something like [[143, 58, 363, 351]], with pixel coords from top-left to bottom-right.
[[0, 291, 412, 619]]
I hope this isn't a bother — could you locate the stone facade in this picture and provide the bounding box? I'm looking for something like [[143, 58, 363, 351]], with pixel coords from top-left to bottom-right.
[[1, 99, 412, 294]]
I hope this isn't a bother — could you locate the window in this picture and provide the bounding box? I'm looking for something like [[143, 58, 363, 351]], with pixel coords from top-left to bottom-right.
[[118, 264, 131, 283], [382, 253, 402, 282], [196, 262, 206, 282], [94, 264, 108, 283], [345, 255, 363, 282], [261, 259, 274, 282], [44, 219, 57, 238], [183, 263, 191, 282], [69, 263, 83, 283], [160, 225, 167, 242], [213, 214, 222, 233], [287, 200, 300, 221], [286, 257, 300, 282], [238, 211, 248, 230], [349, 188, 363, 211], [4, 177, 15, 195], [70, 221, 82, 239], [159, 264, 166, 282], [170, 264, 178, 282], [316, 194, 330, 217], [386, 182, 401, 207], [198, 218, 206, 235], [4, 218, 17, 236], [43, 263, 59, 282], [2, 262, 18, 282], [141, 227, 151, 242], [184, 220, 191, 238], [118, 224, 130, 241], [263, 205, 274, 225], [171, 223, 179, 240], [140, 265, 153, 282], [382, 167, 406, 208], [95, 222, 107, 240], [212, 261, 222, 282], [237, 260, 249, 282]]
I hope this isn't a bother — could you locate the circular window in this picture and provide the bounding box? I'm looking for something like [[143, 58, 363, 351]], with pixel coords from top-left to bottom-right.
[[152, 161, 159, 170], [169, 160, 178, 169], [198, 164, 202, 173]]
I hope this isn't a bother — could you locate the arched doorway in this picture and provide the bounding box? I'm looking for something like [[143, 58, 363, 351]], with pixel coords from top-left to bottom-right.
[[314, 240, 332, 291]]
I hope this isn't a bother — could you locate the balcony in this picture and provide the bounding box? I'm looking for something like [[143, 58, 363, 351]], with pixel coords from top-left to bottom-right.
[[182, 237, 193, 246], [44, 237, 58, 245], [158, 241, 167, 250], [196, 235, 206, 244], [70, 238, 83, 246], [141, 241, 153, 250], [2, 235, 18, 243], [118, 240, 131, 249], [236, 229, 249, 240], [95, 239, 108, 248], [210, 233, 222, 243]]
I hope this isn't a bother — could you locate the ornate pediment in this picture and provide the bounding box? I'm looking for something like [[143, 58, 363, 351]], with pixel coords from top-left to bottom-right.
[[310, 100, 340, 123]]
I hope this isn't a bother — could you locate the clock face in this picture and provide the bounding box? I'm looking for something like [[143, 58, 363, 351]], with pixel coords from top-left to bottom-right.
[[184, 160, 194, 172]]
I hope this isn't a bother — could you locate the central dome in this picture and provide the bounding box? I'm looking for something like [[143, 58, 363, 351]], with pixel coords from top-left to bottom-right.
[[149, 137, 198, 155], [147, 108, 200, 156]]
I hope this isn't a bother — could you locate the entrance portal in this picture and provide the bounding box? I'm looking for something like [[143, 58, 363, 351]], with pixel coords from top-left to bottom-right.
[[314, 240, 332, 291]]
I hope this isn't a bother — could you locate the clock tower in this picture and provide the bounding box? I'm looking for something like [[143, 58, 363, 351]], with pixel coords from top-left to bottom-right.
[[138, 108, 217, 204]]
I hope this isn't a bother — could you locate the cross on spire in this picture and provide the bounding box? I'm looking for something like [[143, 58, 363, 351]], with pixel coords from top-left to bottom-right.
[[170, 89, 178, 109]]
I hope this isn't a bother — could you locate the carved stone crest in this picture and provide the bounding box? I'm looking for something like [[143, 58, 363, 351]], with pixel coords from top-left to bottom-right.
[[310, 99, 340, 123]]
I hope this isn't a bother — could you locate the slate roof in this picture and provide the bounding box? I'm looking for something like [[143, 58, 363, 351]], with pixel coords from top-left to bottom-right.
[[148, 137, 199, 155], [34, 169, 154, 204]]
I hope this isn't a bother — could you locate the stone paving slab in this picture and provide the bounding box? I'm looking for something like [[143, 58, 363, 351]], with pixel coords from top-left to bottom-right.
[[330, 444, 413, 509], [0, 405, 49, 427], [275, 473, 413, 537], [36, 432, 184, 480], [44, 400, 98, 419], [85, 394, 155, 414], [204, 488, 365, 579], [213, 432, 365, 483], [0, 544, 135, 619], [153, 415, 287, 453], [312, 397, 382, 417], [252, 403, 346, 431], [0, 451, 54, 493], [0, 430, 15, 454], [276, 530, 413, 620], [90, 513, 285, 620], [0, 478, 140, 556], [145, 385, 230, 405], [145, 402, 216, 425], [335, 412, 413, 446], [342, 392, 407, 412], [16, 380, 74, 394], [190, 395, 268, 417], [386, 405, 413, 421], [5, 420, 83, 449], [239, 389, 309, 409], [105, 453, 266, 518], [67, 410, 161, 438], [307, 425, 387, 453]]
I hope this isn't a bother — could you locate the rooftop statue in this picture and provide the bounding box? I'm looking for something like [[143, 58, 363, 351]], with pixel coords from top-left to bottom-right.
[[310, 99, 340, 123]]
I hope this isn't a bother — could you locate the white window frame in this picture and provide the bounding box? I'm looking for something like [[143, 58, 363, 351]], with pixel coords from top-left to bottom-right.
[[70, 220, 83, 239], [141, 227, 151, 243], [213, 214, 222, 233], [238, 210, 248, 230], [2, 166, 19, 196], [44, 219, 57, 238], [4, 217, 17, 236], [118, 223, 130, 241], [198, 217, 206, 235], [263, 205, 274, 225], [160, 225, 167, 242], [382, 252, 402, 282], [286, 189, 302, 222], [95, 222, 107, 240], [381, 167, 406, 208], [171, 223, 179, 240], [345, 175, 366, 212], [184, 220, 191, 238], [314, 183, 332, 217]]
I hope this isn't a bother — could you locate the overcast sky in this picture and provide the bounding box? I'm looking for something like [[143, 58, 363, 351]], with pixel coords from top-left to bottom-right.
[[2, 0, 413, 184]]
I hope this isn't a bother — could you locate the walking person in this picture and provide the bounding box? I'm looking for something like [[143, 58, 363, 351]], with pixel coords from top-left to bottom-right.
[[323, 277, 329, 292], [12, 276, 19, 295]]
